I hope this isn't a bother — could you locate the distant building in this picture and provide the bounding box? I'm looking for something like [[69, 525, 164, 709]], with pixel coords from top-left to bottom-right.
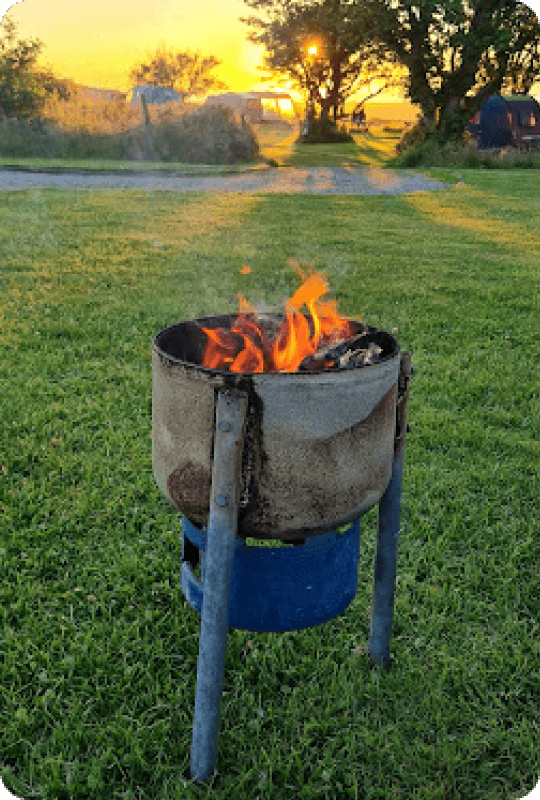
[[127, 85, 183, 106], [203, 92, 293, 123]]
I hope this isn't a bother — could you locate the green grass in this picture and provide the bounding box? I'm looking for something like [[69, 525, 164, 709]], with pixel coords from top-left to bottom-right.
[[0, 157, 264, 173], [286, 127, 400, 167], [253, 122, 401, 167], [1, 170, 539, 800]]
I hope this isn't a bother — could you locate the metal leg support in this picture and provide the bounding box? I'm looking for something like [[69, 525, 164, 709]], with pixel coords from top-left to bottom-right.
[[368, 439, 405, 668], [189, 389, 248, 783], [369, 351, 411, 669]]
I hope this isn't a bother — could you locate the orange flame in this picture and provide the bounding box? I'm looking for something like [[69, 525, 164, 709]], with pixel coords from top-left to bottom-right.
[[201, 263, 355, 373]]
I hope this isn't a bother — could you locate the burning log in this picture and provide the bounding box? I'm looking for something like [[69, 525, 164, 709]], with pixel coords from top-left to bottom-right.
[[298, 333, 383, 372]]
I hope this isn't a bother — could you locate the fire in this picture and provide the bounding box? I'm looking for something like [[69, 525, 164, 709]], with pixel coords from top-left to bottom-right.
[[200, 263, 355, 373]]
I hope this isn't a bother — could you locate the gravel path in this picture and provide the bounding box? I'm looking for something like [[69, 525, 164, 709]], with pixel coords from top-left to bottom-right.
[[0, 165, 451, 194]]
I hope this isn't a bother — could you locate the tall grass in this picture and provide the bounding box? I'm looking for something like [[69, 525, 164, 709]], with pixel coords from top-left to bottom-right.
[[390, 133, 540, 169], [0, 91, 260, 164], [41, 87, 193, 136]]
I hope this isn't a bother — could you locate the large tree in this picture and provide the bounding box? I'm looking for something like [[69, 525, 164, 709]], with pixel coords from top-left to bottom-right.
[[241, 0, 406, 121], [0, 16, 70, 120], [129, 47, 228, 100], [355, 0, 540, 141]]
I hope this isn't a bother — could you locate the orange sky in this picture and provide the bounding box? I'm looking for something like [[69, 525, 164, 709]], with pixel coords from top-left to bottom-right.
[[3, 0, 288, 92], [1, 0, 411, 101], [2, 0, 539, 101]]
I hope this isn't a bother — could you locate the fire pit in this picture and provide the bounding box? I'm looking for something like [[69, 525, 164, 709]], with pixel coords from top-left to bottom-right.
[[151, 269, 411, 782], [153, 313, 400, 540]]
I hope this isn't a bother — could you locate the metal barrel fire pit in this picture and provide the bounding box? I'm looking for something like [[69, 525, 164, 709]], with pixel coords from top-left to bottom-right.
[[153, 314, 401, 539], [152, 313, 411, 783]]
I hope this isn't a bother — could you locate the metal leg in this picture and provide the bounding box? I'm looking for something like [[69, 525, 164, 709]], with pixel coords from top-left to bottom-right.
[[369, 351, 411, 669], [368, 435, 405, 669], [190, 389, 248, 782]]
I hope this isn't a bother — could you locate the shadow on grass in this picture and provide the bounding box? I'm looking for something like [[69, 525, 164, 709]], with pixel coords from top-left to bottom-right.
[[351, 129, 400, 166], [257, 122, 400, 168]]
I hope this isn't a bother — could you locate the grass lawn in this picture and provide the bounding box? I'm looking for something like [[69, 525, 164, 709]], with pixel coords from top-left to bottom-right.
[[0, 157, 264, 174], [254, 122, 401, 167], [287, 128, 401, 167], [1, 168, 539, 800]]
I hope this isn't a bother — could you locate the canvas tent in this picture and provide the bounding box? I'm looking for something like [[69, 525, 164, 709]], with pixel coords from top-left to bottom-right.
[[203, 92, 293, 123], [476, 94, 540, 149]]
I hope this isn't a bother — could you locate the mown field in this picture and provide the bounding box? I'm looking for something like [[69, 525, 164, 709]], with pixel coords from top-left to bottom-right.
[[1, 152, 539, 799]]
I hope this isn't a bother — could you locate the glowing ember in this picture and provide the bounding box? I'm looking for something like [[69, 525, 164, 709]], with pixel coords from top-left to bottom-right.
[[200, 262, 356, 373]]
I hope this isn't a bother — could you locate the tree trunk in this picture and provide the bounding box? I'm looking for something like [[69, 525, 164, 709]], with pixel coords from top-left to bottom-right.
[[320, 97, 332, 122]]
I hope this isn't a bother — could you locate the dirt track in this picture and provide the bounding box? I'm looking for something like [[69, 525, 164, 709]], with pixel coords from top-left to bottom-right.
[[0, 165, 452, 194]]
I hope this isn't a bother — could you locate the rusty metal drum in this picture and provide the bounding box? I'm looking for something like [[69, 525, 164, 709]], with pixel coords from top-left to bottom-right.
[[152, 314, 401, 540]]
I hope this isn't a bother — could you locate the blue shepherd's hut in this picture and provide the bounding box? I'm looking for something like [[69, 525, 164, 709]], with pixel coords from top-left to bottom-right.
[[477, 94, 540, 149], [479, 95, 512, 148]]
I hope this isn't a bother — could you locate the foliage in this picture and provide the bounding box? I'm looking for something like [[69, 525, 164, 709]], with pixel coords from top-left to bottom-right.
[[391, 134, 540, 168], [0, 105, 260, 164], [241, 0, 406, 121], [0, 116, 127, 159], [361, 0, 540, 145], [122, 106, 260, 164], [128, 47, 228, 100], [395, 117, 434, 155], [0, 15, 70, 120]]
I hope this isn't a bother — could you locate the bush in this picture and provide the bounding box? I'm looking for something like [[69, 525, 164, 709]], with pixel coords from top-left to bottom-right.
[[390, 132, 540, 169], [395, 118, 433, 156], [0, 105, 261, 164], [298, 117, 353, 144], [135, 106, 260, 164]]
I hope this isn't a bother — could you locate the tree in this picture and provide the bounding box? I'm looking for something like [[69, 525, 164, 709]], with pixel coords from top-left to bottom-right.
[[0, 15, 70, 120], [128, 47, 228, 101], [241, 0, 406, 121], [355, 0, 540, 142]]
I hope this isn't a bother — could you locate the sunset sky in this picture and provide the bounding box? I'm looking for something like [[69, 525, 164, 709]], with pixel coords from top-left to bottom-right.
[[2, 0, 539, 102], [2, 0, 410, 101]]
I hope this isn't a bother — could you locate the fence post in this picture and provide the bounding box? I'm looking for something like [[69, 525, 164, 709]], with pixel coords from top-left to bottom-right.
[[140, 94, 157, 160]]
